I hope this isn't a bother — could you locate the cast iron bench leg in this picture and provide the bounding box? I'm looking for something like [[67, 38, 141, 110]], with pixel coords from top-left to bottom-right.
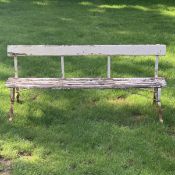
[[9, 88, 15, 121], [16, 87, 20, 103], [153, 87, 163, 123]]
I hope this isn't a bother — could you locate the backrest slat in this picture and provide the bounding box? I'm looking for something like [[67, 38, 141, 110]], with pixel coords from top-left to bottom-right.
[[8, 45, 166, 56]]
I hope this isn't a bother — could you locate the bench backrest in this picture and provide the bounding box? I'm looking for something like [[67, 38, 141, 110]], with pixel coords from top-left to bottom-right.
[[7, 45, 166, 79], [8, 45, 166, 56]]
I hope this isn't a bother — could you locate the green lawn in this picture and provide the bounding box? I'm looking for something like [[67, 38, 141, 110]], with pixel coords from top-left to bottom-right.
[[0, 0, 175, 174]]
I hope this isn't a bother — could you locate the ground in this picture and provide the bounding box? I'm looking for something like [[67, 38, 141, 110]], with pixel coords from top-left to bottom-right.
[[0, 0, 175, 175]]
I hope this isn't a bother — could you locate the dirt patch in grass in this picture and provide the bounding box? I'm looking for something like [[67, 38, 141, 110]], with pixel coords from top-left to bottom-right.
[[0, 155, 12, 175], [17, 151, 33, 160]]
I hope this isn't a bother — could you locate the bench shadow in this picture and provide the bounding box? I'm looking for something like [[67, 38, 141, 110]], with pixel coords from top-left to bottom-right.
[[0, 96, 175, 173], [11, 89, 165, 126]]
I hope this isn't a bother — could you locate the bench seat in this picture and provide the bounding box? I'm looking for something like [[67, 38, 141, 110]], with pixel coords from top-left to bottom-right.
[[6, 77, 166, 89]]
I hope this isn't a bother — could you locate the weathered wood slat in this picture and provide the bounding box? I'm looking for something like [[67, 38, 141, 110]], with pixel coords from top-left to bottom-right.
[[6, 78, 166, 89], [7, 45, 166, 56]]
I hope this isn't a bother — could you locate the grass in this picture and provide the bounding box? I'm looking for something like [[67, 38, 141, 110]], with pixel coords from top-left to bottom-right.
[[0, 0, 175, 174]]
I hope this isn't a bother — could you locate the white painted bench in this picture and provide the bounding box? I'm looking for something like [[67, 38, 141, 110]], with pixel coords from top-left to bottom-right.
[[6, 45, 166, 122]]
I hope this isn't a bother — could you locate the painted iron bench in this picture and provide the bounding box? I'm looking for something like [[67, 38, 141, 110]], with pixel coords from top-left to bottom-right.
[[6, 45, 166, 122]]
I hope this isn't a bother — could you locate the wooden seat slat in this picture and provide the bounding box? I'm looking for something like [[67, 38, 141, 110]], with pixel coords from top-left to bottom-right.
[[6, 77, 166, 89]]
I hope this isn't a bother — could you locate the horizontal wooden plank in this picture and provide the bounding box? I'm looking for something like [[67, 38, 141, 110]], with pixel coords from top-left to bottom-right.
[[7, 45, 166, 56], [6, 77, 166, 89]]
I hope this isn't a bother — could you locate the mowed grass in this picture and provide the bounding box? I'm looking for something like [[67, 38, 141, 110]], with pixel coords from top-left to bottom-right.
[[0, 0, 175, 174]]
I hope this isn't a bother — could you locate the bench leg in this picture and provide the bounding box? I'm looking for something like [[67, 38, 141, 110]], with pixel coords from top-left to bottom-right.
[[153, 88, 163, 123], [16, 87, 20, 103], [9, 88, 15, 121], [153, 87, 157, 105]]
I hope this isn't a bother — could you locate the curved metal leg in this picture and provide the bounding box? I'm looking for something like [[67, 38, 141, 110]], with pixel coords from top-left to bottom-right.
[[153, 88, 163, 123], [153, 87, 157, 105], [9, 88, 15, 121], [16, 87, 20, 103]]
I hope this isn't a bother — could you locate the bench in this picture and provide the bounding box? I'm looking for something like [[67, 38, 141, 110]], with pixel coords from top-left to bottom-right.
[[6, 45, 166, 122]]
